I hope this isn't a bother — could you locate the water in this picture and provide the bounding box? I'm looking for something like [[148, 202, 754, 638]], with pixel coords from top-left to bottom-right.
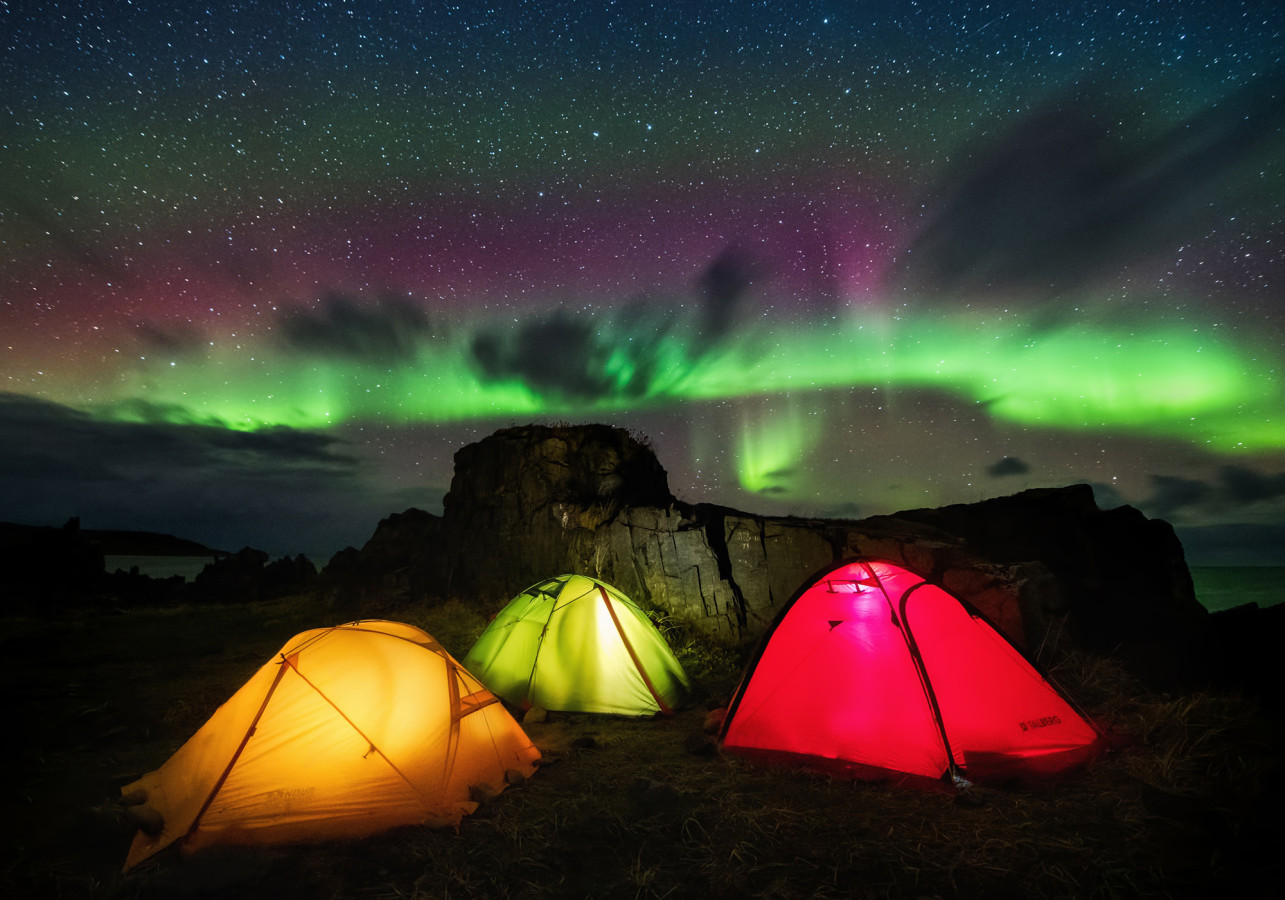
[[1189, 566, 1284, 612]]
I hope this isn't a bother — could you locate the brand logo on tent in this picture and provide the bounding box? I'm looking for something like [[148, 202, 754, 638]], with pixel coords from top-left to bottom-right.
[[1018, 715, 1063, 732], [261, 786, 317, 815]]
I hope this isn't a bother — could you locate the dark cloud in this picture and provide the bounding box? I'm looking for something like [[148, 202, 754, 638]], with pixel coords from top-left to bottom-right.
[[0, 184, 131, 279], [470, 246, 754, 402], [134, 323, 208, 356], [279, 293, 439, 362], [0, 393, 398, 556], [472, 312, 622, 400], [818, 500, 862, 520], [105, 398, 239, 428], [987, 456, 1030, 477], [1140, 466, 1285, 522], [1144, 474, 1214, 520], [468, 301, 693, 402], [751, 467, 797, 495], [1217, 464, 1285, 505], [697, 245, 757, 339], [899, 71, 1285, 296]]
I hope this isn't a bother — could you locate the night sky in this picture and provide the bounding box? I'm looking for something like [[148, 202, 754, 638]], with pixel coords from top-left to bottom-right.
[[3, 1, 1283, 563]]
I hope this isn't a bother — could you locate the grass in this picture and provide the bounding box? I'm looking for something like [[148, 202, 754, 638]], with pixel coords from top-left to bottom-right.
[[3, 594, 1282, 899]]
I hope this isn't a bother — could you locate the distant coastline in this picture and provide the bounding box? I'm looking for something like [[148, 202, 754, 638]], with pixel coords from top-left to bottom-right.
[[105, 550, 337, 582], [105, 557, 1283, 610], [103, 554, 221, 582], [0, 520, 228, 558], [10, 519, 1279, 611]]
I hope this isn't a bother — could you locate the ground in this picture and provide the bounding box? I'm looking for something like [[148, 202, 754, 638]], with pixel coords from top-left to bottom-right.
[[3, 594, 1282, 899]]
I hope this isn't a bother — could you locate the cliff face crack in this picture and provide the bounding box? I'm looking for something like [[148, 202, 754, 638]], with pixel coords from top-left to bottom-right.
[[653, 526, 713, 618], [703, 510, 748, 633]]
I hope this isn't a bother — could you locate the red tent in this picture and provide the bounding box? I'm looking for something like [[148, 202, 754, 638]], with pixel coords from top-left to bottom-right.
[[719, 559, 1104, 784]]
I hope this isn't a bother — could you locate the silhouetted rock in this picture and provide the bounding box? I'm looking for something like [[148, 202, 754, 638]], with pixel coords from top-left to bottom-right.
[[263, 554, 319, 595], [101, 567, 189, 606], [861, 487, 1206, 687], [192, 548, 317, 603], [0, 518, 106, 611], [318, 508, 443, 609], [1202, 602, 1285, 714], [871, 486, 1201, 651]]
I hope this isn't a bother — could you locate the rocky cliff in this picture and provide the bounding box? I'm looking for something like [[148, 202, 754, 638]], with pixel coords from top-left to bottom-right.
[[321, 424, 1206, 683]]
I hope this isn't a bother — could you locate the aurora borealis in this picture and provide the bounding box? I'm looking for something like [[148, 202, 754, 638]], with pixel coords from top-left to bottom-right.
[[3, 1, 1284, 561]]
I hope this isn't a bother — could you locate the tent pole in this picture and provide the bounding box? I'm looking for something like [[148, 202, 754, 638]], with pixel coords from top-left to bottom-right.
[[286, 653, 435, 800], [598, 584, 673, 714], [183, 656, 291, 843], [897, 582, 964, 782], [858, 561, 963, 782]]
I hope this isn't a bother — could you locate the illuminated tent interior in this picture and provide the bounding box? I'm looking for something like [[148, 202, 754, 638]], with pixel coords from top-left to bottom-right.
[[462, 574, 692, 716], [719, 559, 1104, 784], [120, 620, 540, 871]]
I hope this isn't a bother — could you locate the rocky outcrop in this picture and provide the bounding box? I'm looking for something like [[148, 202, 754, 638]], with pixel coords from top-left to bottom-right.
[[320, 508, 444, 610], [860, 486, 1204, 664], [322, 424, 1205, 685], [438, 423, 674, 598]]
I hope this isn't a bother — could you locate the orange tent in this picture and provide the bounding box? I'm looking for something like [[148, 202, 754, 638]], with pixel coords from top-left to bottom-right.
[[121, 620, 540, 870]]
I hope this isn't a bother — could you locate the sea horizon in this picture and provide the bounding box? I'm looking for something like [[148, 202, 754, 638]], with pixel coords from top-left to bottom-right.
[[1188, 565, 1285, 613]]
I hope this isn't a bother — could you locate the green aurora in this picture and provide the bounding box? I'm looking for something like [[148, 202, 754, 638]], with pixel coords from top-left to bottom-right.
[[101, 305, 1280, 485]]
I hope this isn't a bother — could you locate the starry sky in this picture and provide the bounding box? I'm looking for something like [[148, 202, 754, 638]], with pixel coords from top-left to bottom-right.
[[3, 1, 1283, 563]]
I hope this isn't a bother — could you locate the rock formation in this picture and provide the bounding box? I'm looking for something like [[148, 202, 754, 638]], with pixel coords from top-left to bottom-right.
[[321, 423, 1208, 685]]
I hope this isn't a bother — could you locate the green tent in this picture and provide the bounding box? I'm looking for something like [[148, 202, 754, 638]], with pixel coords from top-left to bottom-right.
[[462, 574, 692, 716]]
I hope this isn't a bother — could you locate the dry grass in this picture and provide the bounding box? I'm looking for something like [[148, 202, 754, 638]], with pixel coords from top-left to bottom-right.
[[3, 596, 1282, 899]]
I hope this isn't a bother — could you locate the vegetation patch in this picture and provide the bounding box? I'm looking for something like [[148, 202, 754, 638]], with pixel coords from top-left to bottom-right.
[[4, 596, 1282, 899]]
